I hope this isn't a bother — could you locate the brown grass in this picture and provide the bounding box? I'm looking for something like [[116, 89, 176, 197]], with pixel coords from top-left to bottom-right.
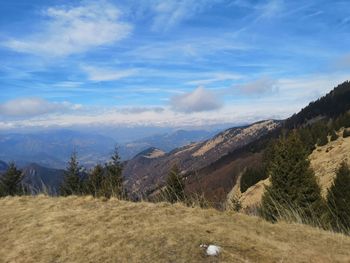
[[1, 196, 350, 263], [310, 131, 350, 197]]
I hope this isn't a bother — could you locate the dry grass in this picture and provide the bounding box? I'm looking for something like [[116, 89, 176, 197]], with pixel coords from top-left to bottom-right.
[[1, 196, 350, 263], [310, 132, 350, 197]]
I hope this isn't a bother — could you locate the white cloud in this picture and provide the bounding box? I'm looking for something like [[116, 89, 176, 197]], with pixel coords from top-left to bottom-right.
[[238, 77, 278, 95], [0, 98, 81, 117], [170, 86, 222, 112], [0, 74, 348, 130], [82, 66, 137, 82], [3, 2, 132, 57]]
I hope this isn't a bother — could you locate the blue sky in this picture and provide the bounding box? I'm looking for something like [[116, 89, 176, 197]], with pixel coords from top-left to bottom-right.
[[0, 0, 350, 130]]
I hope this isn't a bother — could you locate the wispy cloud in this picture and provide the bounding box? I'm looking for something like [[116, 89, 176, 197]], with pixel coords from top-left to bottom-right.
[[150, 0, 218, 31], [186, 72, 243, 86], [170, 86, 222, 112], [3, 2, 132, 57], [82, 66, 138, 82], [0, 98, 81, 117]]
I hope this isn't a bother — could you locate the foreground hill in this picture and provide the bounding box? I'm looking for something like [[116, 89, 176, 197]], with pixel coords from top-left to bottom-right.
[[1, 196, 349, 263]]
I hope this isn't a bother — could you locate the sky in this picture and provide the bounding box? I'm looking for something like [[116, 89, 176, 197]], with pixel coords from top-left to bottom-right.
[[0, 0, 350, 131]]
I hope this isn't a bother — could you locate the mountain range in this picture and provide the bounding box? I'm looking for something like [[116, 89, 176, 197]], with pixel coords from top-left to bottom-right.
[[1, 81, 350, 204], [0, 129, 217, 169]]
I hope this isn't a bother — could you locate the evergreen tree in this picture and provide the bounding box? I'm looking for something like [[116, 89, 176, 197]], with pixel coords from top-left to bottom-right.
[[330, 130, 339, 141], [60, 152, 83, 196], [326, 162, 350, 233], [164, 164, 185, 203], [260, 132, 325, 224], [0, 163, 25, 197], [104, 147, 124, 198], [298, 127, 316, 152], [240, 166, 266, 193], [343, 129, 350, 138], [85, 164, 105, 197], [317, 135, 329, 146]]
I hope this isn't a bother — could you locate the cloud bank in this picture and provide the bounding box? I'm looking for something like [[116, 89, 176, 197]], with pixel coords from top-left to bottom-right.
[[0, 98, 80, 117]]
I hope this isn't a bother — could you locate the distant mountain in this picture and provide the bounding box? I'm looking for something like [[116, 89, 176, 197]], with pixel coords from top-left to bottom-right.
[[119, 129, 217, 160], [124, 120, 280, 195], [0, 130, 116, 169], [21, 163, 64, 194], [0, 129, 218, 169]]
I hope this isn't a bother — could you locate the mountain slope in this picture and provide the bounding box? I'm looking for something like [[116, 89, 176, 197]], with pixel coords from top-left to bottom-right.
[[1, 196, 350, 263], [285, 81, 350, 128], [124, 120, 280, 195], [120, 129, 216, 160], [227, 129, 350, 210], [21, 163, 64, 194], [189, 81, 350, 205]]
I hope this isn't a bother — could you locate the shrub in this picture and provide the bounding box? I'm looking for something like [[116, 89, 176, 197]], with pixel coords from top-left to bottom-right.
[[163, 165, 185, 203]]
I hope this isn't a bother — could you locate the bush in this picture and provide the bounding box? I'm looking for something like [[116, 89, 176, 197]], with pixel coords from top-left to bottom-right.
[[163, 165, 185, 203]]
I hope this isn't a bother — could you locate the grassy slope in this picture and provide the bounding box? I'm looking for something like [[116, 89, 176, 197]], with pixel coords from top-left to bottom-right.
[[1, 196, 350, 263]]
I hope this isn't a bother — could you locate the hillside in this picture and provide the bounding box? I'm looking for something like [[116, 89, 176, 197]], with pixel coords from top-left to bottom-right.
[[191, 81, 350, 205], [1, 196, 350, 263], [228, 129, 350, 210], [124, 120, 280, 196]]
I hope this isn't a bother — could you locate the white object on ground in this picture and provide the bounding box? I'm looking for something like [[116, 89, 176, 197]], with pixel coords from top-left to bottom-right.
[[206, 245, 221, 256]]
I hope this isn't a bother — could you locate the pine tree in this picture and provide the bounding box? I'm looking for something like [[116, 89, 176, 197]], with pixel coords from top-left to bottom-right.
[[343, 129, 350, 138], [326, 162, 350, 233], [104, 147, 124, 198], [260, 132, 325, 224], [85, 164, 105, 197], [317, 133, 329, 146], [164, 164, 185, 203], [0, 162, 25, 197], [60, 152, 83, 196], [330, 130, 339, 141]]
